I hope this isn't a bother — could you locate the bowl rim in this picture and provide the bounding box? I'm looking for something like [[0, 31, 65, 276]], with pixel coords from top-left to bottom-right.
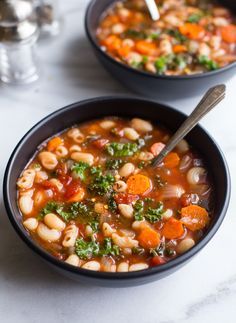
[[3, 96, 231, 282], [85, 0, 236, 81]]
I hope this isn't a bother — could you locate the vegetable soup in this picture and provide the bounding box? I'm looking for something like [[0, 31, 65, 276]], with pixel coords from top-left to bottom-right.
[[17, 117, 213, 272], [96, 0, 236, 75]]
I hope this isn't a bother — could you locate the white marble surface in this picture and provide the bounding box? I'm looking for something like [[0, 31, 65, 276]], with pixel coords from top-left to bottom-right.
[[0, 1, 236, 322]]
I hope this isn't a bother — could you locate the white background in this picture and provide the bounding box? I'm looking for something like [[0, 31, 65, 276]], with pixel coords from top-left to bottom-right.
[[0, 1, 236, 322]]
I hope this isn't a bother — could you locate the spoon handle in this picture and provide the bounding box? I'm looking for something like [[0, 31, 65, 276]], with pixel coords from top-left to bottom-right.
[[145, 0, 160, 21], [152, 84, 226, 168]]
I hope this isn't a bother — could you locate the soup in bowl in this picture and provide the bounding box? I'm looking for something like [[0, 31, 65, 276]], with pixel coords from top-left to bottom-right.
[[3, 97, 230, 286]]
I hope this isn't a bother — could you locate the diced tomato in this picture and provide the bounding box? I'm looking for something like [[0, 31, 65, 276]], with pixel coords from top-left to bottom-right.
[[92, 139, 109, 149], [150, 256, 166, 267], [58, 174, 72, 187], [114, 193, 139, 204], [64, 180, 81, 199]]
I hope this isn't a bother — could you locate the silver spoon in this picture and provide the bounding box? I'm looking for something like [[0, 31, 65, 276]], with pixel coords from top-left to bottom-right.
[[152, 84, 226, 168], [145, 0, 160, 21]]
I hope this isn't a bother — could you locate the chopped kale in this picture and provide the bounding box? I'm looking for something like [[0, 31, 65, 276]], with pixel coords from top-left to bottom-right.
[[166, 29, 187, 43], [108, 196, 117, 213], [198, 55, 219, 70], [71, 161, 89, 181], [145, 202, 164, 223], [90, 166, 102, 177], [106, 159, 123, 170], [155, 56, 168, 74], [106, 142, 139, 157], [88, 219, 100, 233], [89, 173, 115, 196], [124, 29, 147, 39], [75, 238, 100, 260], [187, 13, 203, 23], [133, 200, 144, 221], [100, 238, 120, 256]]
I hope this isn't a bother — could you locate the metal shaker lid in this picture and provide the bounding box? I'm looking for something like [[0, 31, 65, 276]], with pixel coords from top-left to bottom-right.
[[0, 0, 38, 43]]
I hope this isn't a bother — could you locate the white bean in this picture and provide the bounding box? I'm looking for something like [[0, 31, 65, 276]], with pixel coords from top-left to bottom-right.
[[82, 261, 100, 271], [132, 220, 147, 231], [37, 223, 61, 242], [85, 225, 93, 237], [118, 204, 134, 219], [65, 254, 81, 267], [62, 224, 78, 247], [129, 263, 149, 271], [162, 209, 173, 220], [187, 167, 206, 185], [138, 151, 154, 161], [44, 213, 66, 231], [160, 39, 173, 55], [71, 152, 94, 166], [113, 180, 127, 192], [111, 233, 138, 248], [177, 238, 195, 254], [131, 118, 153, 132], [23, 218, 38, 231], [38, 151, 58, 170], [112, 23, 125, 34], [117, 262, 129, 272], [102, 223, 116, 237], [123, 127, 139, 140], [19, 195, 33, 215], [119, 163, 135, 178], [100, 120, 116, 129]]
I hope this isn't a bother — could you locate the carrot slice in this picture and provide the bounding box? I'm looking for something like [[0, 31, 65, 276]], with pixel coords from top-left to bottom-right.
[[179, 23, 205, 40], [102, 35, 122, 52], [47, 137, 63, 152], [173, 44, 187, 53], [180, 205, 209, 231], [150, 142, 165, 156], [138, 226, 160, 249], [164, 152, 180, 168], [162, 217, 184, 239], [220, 25, 236, 43], [127, 174, 152, 195], [135, 40, 157, 55], [117, 45, 133, 58]]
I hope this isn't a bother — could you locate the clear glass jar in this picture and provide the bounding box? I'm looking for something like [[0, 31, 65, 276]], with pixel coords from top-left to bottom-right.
[[0, 34, 39, 84]]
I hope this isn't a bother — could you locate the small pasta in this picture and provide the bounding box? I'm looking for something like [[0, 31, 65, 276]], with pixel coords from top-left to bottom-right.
[[62, 224, 78, 248], [67, 128, 84, 143], [55, 145, 68, 157], [38, 151, 58, 170], [37, 223, 61, 242]]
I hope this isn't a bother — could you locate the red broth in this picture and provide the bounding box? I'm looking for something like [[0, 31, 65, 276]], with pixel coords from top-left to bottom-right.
[[17, 117, 213, 272], [96, 0, 236, 76]]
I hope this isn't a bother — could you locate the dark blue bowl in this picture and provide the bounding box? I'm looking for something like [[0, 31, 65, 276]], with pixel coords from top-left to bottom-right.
[[85, 0, 236, 100], [3, 97, 231, 287]]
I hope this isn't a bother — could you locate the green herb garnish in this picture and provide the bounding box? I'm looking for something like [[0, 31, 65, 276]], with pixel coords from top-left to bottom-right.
[[134, 200, 144, 221], [75, 238, 100, 260], [198, 55, 219, 71], [106, 159, 123, 170], [106, 142, 139, 157], [89, 173, 115, 196], [71, 161, 89, 181], [187, 13, 203, 23], [145, 202, 164, 223]]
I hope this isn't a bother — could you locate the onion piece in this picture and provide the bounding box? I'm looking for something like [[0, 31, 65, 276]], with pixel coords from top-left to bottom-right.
[[179, 155, 192, 172], [187, 167, 207, 185], [161, 185, 185, 199]]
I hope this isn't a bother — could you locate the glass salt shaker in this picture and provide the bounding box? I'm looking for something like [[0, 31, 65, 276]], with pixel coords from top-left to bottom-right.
[[0, 0, 39, 84], [35, 0, 62, 38]]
